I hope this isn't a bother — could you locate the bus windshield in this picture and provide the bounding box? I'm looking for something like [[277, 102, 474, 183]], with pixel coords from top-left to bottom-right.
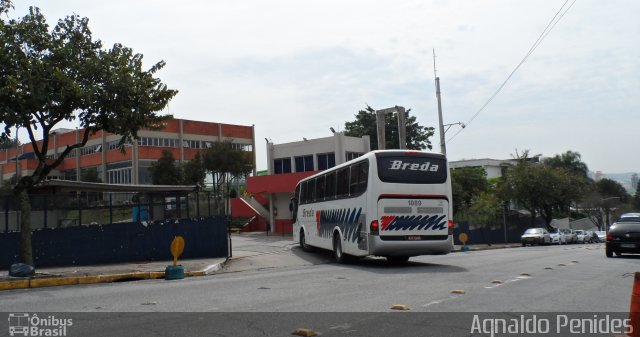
[[376, 153, 447, 184]]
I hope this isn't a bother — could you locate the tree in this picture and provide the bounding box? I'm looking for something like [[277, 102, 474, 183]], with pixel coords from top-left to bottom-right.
[[451, 166, 489, 216], [181, 152, 206, 187], [596, 178, 630, 226], [149, 150, 183, 185], [344, 105, 435, 150], [499, 153, 585, 227], [0, 137, 19, 150], [0, 1, 177, 265], [467, 191, 502, 226], [203, 141, 254, 213], [544, 151, 589, 178], [80, 167, 101, 183]]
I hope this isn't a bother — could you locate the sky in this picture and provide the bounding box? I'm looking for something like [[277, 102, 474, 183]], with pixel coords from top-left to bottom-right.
[[7, 0, 640, 174]]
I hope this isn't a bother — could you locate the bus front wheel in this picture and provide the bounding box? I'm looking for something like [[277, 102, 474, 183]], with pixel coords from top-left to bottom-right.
[[299, 230, 312, 252]]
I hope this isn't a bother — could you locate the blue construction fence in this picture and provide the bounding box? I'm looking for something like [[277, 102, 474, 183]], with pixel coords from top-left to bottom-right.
[[0, 216, 230, 269], [452, 212, 547, 245], [2, 191, 228, 233]]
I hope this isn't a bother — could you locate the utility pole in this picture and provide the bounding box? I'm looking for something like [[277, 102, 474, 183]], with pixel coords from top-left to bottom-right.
[[435, 77, 446, 156], [434, 49, 446, 156]]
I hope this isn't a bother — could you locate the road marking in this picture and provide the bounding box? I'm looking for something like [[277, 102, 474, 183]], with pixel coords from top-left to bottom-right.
[[293, 328, 318, 337], [423, 300, 445, 307]]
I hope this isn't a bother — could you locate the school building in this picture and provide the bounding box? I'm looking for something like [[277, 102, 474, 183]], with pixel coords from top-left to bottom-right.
[[0, 119, 256, 185]]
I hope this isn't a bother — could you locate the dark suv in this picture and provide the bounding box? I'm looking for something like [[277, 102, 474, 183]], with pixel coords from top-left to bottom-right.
[[606, 213, 640, 257]]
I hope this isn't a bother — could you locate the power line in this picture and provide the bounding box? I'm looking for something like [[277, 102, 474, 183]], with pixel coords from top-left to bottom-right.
[[447, 0, 578, 143]]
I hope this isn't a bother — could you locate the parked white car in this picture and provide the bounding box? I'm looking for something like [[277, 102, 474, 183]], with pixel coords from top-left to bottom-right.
[[549, 228, 566, 245]]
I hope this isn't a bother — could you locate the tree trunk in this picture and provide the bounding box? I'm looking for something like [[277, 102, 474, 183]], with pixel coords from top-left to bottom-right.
[[18, 188, 33, 266]]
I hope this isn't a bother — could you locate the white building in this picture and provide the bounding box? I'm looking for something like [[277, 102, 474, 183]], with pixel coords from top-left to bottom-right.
[[449, 158, 516, 179], [245, 132, 370, 233]]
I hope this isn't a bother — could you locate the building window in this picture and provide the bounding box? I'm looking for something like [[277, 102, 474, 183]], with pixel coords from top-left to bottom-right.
[[107, 167, 132, 185], [294, 155, 314, 172], [138, 137, 178, 148], [317, 153, 335, 171], [79, 144, 102, 156], [274, 158, 291, 174], [228, 143, 253, 151], [346, 152, 363, 162], [108, 140, 133, 150]]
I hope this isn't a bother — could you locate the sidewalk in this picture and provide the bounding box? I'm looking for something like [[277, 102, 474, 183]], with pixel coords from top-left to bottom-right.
[[0, 257, 227, 291], [1, 233, 521, 291]]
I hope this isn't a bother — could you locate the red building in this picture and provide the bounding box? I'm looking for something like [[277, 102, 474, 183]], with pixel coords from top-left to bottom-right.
[[0, 119, 256, 185]]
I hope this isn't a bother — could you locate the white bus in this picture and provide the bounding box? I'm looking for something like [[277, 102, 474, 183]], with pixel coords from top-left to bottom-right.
[[291, 149, 453, 264]]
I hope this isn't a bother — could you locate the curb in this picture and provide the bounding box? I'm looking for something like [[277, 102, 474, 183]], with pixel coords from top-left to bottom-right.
[[0, 260, 226, 291], [452, 244, 523, 252]]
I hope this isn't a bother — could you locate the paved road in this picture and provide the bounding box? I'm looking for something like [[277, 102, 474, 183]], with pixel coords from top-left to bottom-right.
[[2, 238, 637, 336], [0, 240, 635, 313]]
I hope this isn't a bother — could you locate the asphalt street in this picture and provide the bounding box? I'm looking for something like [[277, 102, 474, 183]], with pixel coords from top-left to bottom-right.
[[0, 241, 635, 313], [0, 238, 637, 336]]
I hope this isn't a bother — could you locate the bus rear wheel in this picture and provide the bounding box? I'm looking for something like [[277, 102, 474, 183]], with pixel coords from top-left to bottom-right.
[[333, 234, 347, 264]]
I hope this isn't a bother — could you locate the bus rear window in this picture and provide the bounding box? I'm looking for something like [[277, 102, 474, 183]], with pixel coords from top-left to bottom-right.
[[376, 154, 447, 184]]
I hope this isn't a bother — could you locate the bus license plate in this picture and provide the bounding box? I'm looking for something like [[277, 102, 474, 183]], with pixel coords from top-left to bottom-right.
[[407, 236, 421, 241]]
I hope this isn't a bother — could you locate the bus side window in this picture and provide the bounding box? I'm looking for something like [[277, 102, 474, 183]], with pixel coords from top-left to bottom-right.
[[306, 179, 316, 203], [325, 172, 336, 200], [300, 181, 308, 204], [350, 162, 368, 195], [315, 175, 326, 201], [358, 161, 368, 191], [336, 168, 349, 198], [349, 163, 360, 195]]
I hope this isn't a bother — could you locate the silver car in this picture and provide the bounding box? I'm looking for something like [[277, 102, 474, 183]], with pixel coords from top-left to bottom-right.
[[521, 228, 552, 246], [560, 228, 577, 244], [575, 230, 591, 243]]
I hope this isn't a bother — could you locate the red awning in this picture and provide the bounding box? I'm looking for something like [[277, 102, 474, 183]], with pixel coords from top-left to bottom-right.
[[246, 171, 318, 194]]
